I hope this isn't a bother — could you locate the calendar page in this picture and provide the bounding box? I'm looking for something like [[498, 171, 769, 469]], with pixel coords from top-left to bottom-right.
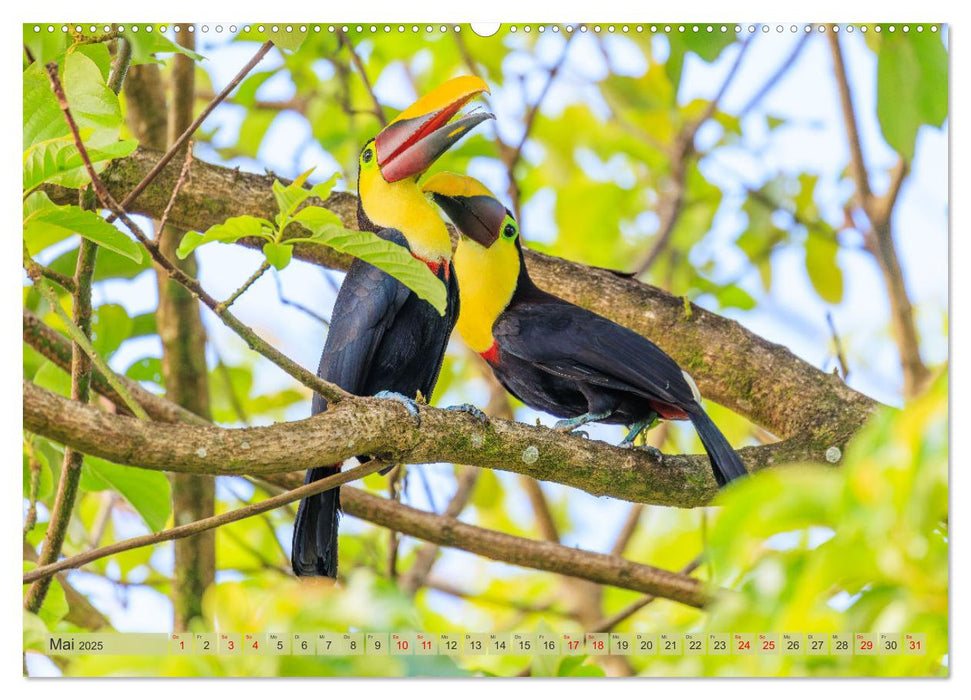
[[21, 17, 948, 680]]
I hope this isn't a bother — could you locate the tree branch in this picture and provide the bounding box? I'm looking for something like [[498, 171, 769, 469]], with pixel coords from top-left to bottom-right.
[[24, 213, 99, 613], [43, 147, 879, 444], [337, 30, 386, 126], [827, 28, 930, 399], [46, 90, 349, 406], [107, 41, 274, 221], [634, 37, 752, 277], [22, 461, 387, 585], [25, 322, 711, 609], [24, 380, 851, 508], [23, 309, 205, 425]]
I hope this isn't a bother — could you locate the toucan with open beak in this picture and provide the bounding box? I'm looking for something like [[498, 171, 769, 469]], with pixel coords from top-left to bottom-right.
[[291, 78, 493, 578], [423, 173, 748, 488]]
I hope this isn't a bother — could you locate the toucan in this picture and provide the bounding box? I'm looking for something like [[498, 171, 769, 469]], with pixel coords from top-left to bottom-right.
[[291, 78, 493, 578], [422, 173, 748, 487]]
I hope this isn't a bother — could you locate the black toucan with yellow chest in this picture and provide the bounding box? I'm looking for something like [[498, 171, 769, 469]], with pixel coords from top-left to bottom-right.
[[423, 173, 748, 488], [291, 79, 492, 578]]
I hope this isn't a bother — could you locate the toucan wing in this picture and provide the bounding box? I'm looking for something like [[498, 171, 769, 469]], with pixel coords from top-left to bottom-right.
[[493, 299, 699, 408], [313, 229, 412, 413]]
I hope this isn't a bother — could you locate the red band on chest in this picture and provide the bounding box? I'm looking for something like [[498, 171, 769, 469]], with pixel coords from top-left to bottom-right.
[[480, 341, 500, 365], [412, 253, 449, 281]]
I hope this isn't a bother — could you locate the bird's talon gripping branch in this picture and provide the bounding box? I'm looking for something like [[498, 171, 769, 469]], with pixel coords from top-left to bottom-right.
[[635, 444, 664, 460], [374, 390, 421, 420], [618, 415, 658, 448], [553, 410, 612, 434], [446, 403, 489, 423]]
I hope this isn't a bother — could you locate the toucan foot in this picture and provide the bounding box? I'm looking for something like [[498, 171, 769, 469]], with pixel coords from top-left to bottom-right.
[[633, 444, 664, 460], [554, 410, 611, 434], [374, 391, 420, 419], [446, 403, 489, 424], [618, 415, 658, 448]]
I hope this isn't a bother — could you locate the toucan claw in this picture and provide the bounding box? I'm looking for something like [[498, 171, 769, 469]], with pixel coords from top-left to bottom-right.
[[446, 403, 489, 424], [375, 391, 421, 424], [632, 444, 664, 461]]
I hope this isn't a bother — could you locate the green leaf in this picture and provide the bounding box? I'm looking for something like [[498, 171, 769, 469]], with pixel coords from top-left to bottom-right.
[[272, 170, 315, 222], [62, 50, 122, 141], [263, 241, 293, 270], [48, 241, 150, 282], [33, 361, 71, 398], [126, 27, 205, 65], [23, 64, 67, 149], [23, 138, 137, 192], [259, 25, 308, 52], [125, 356, 164, 385], [22, 25, 70, 67], [176, 216, 274, 258], [91, 304, 133, 357], [666, 31, 737, 89], [23, 611, 48, 652], [557, 655, 605, 677], [876, 33, 948, 160], [309, 173, 341, 201], [292, 206, 448, 315], [23, 562, 69, 628], [24, 193, 143, 261], [82, 456, 172, 532], [805, 233, 843, 304]]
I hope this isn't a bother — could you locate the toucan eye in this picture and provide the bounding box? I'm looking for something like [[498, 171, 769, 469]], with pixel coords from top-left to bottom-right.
[[503, 223, 517, 238], [362, 147, 374, 164]]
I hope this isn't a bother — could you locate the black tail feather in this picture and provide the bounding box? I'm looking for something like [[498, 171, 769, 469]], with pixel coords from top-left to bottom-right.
[[291, 466, 341, 577], [686, 406, 748, 487]]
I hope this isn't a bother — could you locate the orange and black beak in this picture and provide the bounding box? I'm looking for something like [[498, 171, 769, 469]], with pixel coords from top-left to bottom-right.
[[375, 76, 493, 183], [423, 172, 509, 248]]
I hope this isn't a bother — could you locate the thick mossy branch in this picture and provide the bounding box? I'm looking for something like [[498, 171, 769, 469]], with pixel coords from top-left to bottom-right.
[[27, 380, 845, 508], [44, 147, 879, 446]]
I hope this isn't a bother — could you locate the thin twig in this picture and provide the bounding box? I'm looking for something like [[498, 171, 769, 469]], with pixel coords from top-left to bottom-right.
[[588, 556, 703, 633], [22, 254, 76, 292], [505, 34, 574, 220], [739, 31, 811, 117], [87, 492, 117, 548], [826, 29, 873, 207], [24, 215, 100, 612], [273, 271, 330, 326], [23, 461, 387, 585], [826, 27, 929, 399], [508, 34, 574, 167], [387, 464, 403, 581], [214, 354, 250, 425], [610, 505, 644, 558], [337, 30, 386, 126], [44, 61, 349, 405], [153, 144, 194, 245], [635, 38, 752, 277], [27, 267, 149, 420], [400, 466, 478, 595], [23, 309, 205, 425], [217, 260, 271, 313], [107, 41, 273, 222], [826, 312, 850, 381]]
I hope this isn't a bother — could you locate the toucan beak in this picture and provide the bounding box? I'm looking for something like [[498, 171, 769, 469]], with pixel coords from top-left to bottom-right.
[[423, 172, 508, 248], [375, 76, 493, 183]]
